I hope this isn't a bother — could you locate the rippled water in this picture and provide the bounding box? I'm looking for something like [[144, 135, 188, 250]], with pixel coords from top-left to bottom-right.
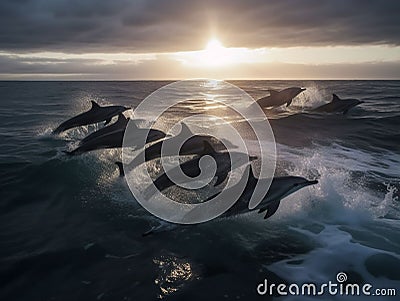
[[0, 80, 399, 300]]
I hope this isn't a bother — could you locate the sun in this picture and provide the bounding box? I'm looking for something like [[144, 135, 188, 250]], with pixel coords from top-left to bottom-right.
[[173, 37, 261, 68], [201, 38, 230, 66], [205, 39, 224, 52]]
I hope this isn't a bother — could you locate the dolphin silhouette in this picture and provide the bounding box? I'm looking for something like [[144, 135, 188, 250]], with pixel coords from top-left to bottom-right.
[[312, 94, 364, 115], [256, 87, 306, 108], [127, 123, 237, 168], [65, 114, 166, 155], [53, 101, 130, 134], [145, 141, 256, 196], [207, 165, 318, 219], [142, 165, 317, 236]]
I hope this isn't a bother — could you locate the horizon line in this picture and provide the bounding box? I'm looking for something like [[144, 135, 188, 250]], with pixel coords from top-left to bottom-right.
[[0, 78, 399, 82]]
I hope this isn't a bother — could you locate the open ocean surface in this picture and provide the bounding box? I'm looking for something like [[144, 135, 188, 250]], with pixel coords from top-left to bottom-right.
[[1, 80, 399, 300]]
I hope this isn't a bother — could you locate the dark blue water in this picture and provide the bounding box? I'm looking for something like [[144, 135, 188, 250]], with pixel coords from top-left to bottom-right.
[[1, 81, 399, 300]]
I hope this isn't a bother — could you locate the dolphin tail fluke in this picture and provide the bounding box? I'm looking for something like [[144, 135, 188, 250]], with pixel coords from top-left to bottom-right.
[[115, 161, 124, 177]]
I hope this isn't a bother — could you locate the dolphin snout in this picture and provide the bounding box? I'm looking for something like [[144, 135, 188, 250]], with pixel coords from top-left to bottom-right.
[[307, 179, 318, 185], [301, 88, 306, 91]]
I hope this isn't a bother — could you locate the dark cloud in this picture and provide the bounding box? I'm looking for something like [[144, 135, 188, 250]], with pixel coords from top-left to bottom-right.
[[0, 0, 399, 53]]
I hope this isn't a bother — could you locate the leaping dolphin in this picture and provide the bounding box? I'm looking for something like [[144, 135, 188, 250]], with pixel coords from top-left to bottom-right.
[[256, 87, 306, 108], [142, 165, 318, 236], [127, 123, 237, 168], [205, 165, 318, 219], [313, 94, 364, 115], [65, 114, 166, 155], [145, 141, 256, 196], [53, 101, 130, 134], [312, 94, 364, 115]]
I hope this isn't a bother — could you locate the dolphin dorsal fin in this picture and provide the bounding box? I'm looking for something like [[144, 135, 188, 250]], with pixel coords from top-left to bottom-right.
[[331, 94, 341, 102], [91, 100, 101, 109], [202, 140, 216, 155], [179, 123, 193, 137], [268, 89, 279, 96]]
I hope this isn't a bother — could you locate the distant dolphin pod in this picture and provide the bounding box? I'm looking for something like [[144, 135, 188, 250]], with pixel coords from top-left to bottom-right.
[[312, 94, 364, 114], [53, 101, 130, 134], [256, 87, 306, 108]]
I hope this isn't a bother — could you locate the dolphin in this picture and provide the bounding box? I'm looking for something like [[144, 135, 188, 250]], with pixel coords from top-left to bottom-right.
[[205, 165, 318, 219], [145, 141, 256, 196], [256, 87, 306, 108], [312, 94, 364, 115], [142, 165, 317, 236], [127, 123, 237, 168], [79, 113, 129, 144], [53, 101, 130, 134], [65, 114, 166, 155]]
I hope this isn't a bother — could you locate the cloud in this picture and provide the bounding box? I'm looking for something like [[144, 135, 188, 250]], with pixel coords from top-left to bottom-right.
[[0, 0, 399, 53], [1, 53, 399, 80]]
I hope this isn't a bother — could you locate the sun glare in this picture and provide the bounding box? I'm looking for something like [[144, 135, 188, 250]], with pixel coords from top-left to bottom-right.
[[201, 38, 228, 66], [172, 37, 268, 68], [206, 39, 224, 52]]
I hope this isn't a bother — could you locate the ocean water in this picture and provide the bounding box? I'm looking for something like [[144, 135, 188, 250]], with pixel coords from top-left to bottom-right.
[[0, 80, 399, 300]]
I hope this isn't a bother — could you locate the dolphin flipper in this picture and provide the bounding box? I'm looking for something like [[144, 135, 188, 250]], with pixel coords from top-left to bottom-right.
[[104, 117, 112, 125], [263, 200, 281, 219], [115, 161, 124, 177], [214, 175, 225, 186], [286, 99, 293, 107]]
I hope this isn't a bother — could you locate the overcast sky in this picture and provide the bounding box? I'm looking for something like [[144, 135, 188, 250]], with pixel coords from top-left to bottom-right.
[[0, 0, 399, 79]]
